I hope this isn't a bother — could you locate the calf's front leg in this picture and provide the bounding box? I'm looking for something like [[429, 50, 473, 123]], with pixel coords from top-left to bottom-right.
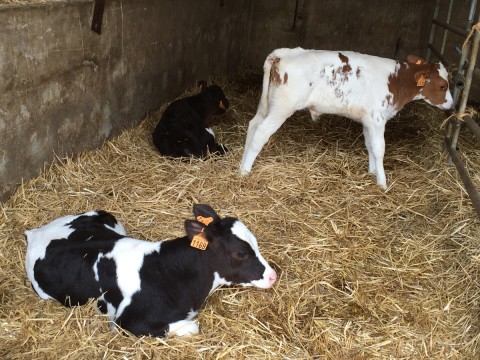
[[363, 121, 387, 189]]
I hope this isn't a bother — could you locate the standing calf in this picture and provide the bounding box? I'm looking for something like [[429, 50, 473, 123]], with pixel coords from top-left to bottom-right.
[[153, 81, 229, 158], [25, 205, 277, 337], [240, 48, 453, 189]]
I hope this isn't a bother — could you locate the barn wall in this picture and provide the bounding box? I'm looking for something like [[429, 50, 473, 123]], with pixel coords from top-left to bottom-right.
[[246, 0, 437, 68], [0, 0, 251, 201]]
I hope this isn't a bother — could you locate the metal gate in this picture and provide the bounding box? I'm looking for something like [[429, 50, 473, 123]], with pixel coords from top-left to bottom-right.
[[426, 0, 480, 217]]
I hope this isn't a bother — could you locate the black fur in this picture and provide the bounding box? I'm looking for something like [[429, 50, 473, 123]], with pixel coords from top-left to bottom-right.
[[152, 82, 229, 158]]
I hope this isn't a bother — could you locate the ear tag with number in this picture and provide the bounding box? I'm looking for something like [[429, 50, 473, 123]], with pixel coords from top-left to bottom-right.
[[190, 231, 208, 251]]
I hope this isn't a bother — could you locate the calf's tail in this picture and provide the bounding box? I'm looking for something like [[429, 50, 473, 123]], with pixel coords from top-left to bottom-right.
[[256, 55, 276, 117]]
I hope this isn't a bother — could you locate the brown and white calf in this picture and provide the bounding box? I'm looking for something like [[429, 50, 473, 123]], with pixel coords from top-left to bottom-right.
[[239, 48, 453, 189]]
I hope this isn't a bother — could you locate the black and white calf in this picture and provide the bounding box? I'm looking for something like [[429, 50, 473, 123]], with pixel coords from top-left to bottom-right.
[[152, 81, 229, 158], [25, 205, 277, 337]]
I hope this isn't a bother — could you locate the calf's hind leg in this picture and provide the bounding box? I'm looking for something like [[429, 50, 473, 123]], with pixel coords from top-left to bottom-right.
[[240, 112, 265, 170], [240, 108, 294, 174]]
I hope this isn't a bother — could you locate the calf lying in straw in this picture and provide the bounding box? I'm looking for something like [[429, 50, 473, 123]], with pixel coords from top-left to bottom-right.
[[25, 204, 276, 337], [153, 81, 229, 158]]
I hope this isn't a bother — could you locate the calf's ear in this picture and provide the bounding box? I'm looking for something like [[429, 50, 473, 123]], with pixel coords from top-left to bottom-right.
[[185, 220, 205, 240], [407, 55, 427, 64], [192, 204, 221, 223], [414, 71, 430, 86], [198, 81, 208, 92], [185, 220, 220, 250]]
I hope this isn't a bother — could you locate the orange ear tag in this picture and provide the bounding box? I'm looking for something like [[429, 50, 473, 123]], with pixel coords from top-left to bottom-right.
[[416, 60, 422, 65], [417, 74, 426, 87], [197, 216, 214, 226], [190, 231, 208, 250]]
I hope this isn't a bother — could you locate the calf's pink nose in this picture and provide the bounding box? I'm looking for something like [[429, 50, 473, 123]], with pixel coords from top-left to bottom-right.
[[268, 270, 277, 285]]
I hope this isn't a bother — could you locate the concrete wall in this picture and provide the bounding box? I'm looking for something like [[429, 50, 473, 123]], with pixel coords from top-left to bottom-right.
[[246, 0, 436, 68], [1, 0, 439, 201], [0, 0, 251, 201]]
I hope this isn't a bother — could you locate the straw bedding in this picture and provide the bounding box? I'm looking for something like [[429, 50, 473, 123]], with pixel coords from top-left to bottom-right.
[[1, 73, 480, 359]]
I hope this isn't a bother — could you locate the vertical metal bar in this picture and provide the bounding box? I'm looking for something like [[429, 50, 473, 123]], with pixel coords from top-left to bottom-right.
[[452, 0, 478, 105], [445, 138, 480, 218], [440, 0, 454, 53], [449, 16, 480, 155], [426, 0, 441, 61], [447, 0, 478, 146]]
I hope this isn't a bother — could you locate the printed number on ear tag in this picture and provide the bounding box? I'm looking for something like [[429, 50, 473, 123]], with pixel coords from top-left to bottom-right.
[[190, 233, 208, 250]]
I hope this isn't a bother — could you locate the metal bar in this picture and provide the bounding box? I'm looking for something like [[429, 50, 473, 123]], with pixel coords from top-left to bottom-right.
[[447, 0, 479, 160], [440, 0, 454, 53], [457, 21, 480, 117], [427, 43, 450, 65], [453, 0, 478, 101], [426, 0, 441, 61], [449, 21, 479, 159], [466, 0, 479, 30], [445, 138, 480, 218], [432, 18, 469, 37]]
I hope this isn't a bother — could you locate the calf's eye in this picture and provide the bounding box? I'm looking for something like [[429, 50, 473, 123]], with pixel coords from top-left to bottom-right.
[[237, 251, 247, 259]]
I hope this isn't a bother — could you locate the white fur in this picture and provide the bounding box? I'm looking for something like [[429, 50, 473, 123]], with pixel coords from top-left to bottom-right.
[[205, 127, 215, 137], [102, 239, 161, 319], [165, 311, 199, 336], [167, 320, 199, 336], [209, 271, 232, 294], [25, 213, 84, 300], [104, 222, 127, 236], [25, 211, 128, 300]]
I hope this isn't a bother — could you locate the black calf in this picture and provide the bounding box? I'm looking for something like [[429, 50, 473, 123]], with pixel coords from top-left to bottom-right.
[[153, 81, 229, 158]]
